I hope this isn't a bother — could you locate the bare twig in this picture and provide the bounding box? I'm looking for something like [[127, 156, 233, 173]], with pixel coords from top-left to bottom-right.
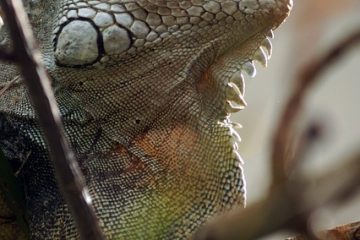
[[0, 75, 20, 97], [0, 0, 105, 239], [271, 28, 360, 186], [288, 221, 360, 240]]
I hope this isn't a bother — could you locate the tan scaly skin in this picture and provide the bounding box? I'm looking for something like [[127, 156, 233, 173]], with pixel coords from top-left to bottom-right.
[[0, 0, 292, 239]]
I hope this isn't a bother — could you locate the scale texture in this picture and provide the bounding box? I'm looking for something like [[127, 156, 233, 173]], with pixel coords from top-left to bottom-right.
[[0, 0, 292, 239]]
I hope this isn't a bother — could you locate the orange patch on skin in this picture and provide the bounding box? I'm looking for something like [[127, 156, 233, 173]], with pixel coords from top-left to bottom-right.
[[109, 122, 208, 191], [196, 67, 214, 94], [113, 144, 145, 174], [134, 123, 200, 177]]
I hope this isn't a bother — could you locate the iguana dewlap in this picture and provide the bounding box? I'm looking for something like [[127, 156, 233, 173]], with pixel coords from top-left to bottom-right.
[[0, 0, 292, 239]]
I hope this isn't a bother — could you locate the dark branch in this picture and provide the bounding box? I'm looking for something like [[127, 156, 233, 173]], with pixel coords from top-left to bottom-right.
[[0, 0, 105, 239], [271, 28, 360, 186]]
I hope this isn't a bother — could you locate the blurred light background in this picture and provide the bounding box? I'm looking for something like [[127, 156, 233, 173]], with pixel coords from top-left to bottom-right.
[[231, 0, 360, 238]]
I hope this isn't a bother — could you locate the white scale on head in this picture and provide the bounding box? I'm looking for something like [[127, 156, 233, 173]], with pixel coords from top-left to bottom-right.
[[55, 20, 100, 66], [53, 2, 143, 67], [55, 18, 133, 66]]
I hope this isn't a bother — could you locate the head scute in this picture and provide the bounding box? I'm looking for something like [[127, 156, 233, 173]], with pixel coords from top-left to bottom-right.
[[53, 3, 135, 67], [54, 19, 100, 66]]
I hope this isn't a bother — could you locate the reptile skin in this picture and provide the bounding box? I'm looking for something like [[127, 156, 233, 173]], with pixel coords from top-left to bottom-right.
[[0, 0, 292, 239]]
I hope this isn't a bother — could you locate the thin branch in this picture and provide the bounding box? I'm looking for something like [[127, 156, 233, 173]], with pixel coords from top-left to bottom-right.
[[0, 75, 20, 97], [287, 221, 360, 240], [0, 0, 105, 239], [271, 28, 360, 187]]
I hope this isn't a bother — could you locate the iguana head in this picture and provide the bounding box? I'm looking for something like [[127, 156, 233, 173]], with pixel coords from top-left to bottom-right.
[[0, 0, 292, 239]]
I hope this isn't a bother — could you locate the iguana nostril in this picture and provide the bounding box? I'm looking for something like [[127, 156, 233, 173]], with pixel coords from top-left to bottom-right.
[[55, 20, 99, 66]]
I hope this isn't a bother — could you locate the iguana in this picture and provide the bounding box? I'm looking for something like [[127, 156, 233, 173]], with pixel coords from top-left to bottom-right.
[[0, 0, 292, 239]]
